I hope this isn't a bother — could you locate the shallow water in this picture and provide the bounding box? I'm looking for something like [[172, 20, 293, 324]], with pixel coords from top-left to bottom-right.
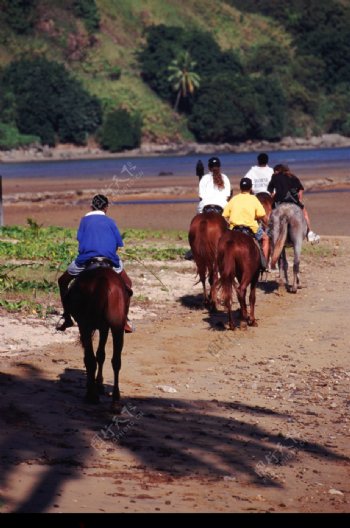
[[1, 146, 350, 183]]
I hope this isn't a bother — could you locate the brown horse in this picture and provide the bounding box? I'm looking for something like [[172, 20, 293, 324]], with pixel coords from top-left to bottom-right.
[[217, 230, 261, 330], [256, 192, 273, 219], [188, 211, 227, 311], [66, 266, 129, 408]]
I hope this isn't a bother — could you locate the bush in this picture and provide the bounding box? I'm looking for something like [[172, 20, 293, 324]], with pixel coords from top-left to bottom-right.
[[73, 0, 100, 32], [0, 57, 102, 146], [188, 74, 286, 143], [99, 108, 142, 152], [0, 0, 38, 34], [0, 122, 39, 150], [108, 66, 121, 81]]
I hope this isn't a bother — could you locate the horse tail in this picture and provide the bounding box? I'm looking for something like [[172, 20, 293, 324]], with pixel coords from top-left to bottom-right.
[[203, 220, 218, 277], [271, 215, 288, 267], [218, 238, 236, 303], [190, 217, 215, 281]]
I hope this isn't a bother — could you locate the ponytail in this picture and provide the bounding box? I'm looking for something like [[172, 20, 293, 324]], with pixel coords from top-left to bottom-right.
[[212, 167, 224, 189]]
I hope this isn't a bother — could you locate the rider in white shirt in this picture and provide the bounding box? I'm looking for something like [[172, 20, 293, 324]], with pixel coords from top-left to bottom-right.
[[198, 157, 231, 213], [244, 152, 273, 194]]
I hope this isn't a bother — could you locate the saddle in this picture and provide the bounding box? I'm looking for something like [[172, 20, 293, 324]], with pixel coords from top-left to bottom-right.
[[202, 204, 223, 214], [85, 256, 114, 271], [232, 225, 255, 238]]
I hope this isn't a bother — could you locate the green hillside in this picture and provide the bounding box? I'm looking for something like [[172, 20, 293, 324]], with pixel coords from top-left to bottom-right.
[[0, 0, 289, 143], [0, 0, 349, 146]]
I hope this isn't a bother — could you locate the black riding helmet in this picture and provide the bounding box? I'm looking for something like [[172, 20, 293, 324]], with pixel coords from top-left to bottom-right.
[[208, 157, 221, 169], [91, 194, 109, 210]]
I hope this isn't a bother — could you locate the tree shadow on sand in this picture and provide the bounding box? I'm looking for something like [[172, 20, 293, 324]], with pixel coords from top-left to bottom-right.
[[0, 365, 94, 513], [93, 393, 349, 488], [1, 366, 348, 512]]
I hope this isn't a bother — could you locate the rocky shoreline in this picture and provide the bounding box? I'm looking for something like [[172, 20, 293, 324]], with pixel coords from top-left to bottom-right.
[[1, 133, 350, 163]]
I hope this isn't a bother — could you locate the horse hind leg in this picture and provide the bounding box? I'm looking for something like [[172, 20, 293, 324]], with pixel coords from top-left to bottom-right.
[[195, 261, 208, 307], [110, 327, 124, 412], [248, 279, 259, 327], [208, 268, 219, 313], [221, 282, 235, 330], [81, 326, 99, 404], [96, 326, 109, 395], [278, 250, 288, 291], [291, 247, 302, 293], [236, 283, 249, 329]]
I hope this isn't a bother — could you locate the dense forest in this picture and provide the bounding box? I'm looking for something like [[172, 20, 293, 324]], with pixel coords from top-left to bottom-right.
[[0, 0, 349, 151]]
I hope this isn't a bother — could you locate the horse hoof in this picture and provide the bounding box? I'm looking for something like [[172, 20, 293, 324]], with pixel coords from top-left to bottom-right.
[[240, 321, 248, 330], [248, 320, 258, 327]]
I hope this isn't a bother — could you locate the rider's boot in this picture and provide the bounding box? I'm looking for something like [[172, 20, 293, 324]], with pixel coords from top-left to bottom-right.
[[56, 313, 74, 331]]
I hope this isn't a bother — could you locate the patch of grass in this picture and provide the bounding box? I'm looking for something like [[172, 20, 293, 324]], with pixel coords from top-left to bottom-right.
[[0, 223, 76, 267], [122, 227, 187, 241], [0, 297, 56, 316], [298, 242, 334, 258], [0, 223, 189, 315], [134, 294, 150, 302], [125, 246, 185, 261]]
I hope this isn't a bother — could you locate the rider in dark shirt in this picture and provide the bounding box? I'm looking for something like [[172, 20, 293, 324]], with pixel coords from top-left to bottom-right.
[[267, 164, 320, 243], [267, 165, 304, 207]]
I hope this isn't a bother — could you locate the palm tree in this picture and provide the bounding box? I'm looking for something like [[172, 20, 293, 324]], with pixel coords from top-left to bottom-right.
[[168, 50, 200, 112]]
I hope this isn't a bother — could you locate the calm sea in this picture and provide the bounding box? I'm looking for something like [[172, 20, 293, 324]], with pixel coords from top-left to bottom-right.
[[1, 147, 350, 184]]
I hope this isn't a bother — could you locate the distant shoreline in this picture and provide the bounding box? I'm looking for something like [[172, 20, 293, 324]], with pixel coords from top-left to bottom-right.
[[1, 133, 350, 163]]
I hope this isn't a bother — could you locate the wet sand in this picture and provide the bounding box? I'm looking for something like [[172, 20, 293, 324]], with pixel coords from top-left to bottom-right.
[[2, 165, 350, 235]]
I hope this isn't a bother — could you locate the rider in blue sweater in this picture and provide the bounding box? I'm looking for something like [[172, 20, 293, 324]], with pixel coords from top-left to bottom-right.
[[56, 194, 133, 332]]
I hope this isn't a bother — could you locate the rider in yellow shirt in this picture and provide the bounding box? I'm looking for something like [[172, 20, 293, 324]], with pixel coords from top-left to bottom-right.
[[223, 177, 269, 268]]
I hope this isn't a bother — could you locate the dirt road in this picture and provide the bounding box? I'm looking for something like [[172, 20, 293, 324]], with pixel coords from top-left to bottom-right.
[[0, 235, 349, 513]]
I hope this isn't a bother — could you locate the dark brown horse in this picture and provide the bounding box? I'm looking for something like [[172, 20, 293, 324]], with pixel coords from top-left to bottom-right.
[[217, 230, 261, 330], [66, 266, 130, 408], [188, 211, 227, 311]]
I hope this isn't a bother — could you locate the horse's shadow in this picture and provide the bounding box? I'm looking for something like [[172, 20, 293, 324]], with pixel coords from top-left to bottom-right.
[[257, 278, 280, 294], [180, 292, 270, 331], [1, 365, 348, 512], [180, 293, 206, 310], [203, 309, 240, 331], [180, 293, 239, 330]]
